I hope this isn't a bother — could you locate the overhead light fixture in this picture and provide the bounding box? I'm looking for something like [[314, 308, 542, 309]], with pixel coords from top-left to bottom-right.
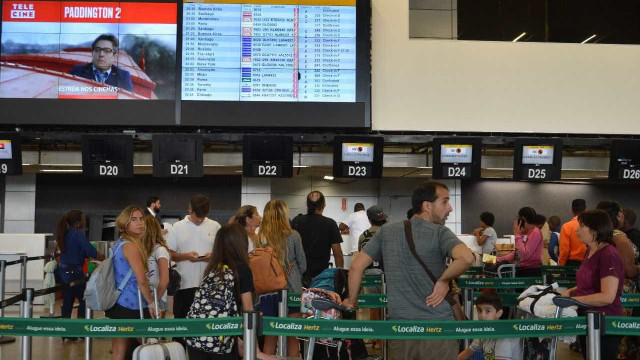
[[581, 34, 597, 44], [40, 169, 82, 173], [293, 165, 309, 168], [323, 175, 334, 181], [512, 32, 526, 42]]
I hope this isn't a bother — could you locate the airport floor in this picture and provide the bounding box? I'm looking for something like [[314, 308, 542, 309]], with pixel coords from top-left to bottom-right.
[[0, 300, 584, 360]]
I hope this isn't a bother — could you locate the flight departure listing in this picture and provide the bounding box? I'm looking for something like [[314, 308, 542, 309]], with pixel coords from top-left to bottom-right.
[[182, 0, 357, 102]]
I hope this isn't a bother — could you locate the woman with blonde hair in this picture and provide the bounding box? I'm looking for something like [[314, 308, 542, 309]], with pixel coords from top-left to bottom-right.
[[255, 199, 306, 356], [143, 215, 170, 318], [229, 205, 262, 253], [106, 206, 157, 360]]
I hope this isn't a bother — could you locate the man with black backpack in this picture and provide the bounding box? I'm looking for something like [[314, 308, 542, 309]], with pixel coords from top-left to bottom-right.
[[344, 182, 474, 360]]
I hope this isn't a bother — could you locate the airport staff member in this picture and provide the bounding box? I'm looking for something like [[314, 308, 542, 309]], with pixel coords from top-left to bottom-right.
[[69, 34, 134, 92]]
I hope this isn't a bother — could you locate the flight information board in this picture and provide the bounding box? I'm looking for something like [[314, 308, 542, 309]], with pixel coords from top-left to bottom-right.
[[181, 0, 356, 102]]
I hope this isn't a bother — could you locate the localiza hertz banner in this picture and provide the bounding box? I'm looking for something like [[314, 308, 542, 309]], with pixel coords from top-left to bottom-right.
[[0, 317, 242, 338], [261, 317, 586, 340]]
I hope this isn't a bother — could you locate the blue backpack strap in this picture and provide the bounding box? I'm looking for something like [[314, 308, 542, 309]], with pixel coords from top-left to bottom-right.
[[114, 240, 134, 292]]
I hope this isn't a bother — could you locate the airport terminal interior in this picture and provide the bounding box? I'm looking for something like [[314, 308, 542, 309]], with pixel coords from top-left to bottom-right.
[[1, 0, 640, 359]]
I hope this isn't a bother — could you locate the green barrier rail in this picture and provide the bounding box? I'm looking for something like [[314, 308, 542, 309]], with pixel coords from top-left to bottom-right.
[[457, 277, 543, 289], [0, 317, 243, 338], [541, 266, 579, 276], [555, 278, 576, 287], [261, 316, 586, 340], [463, 267, 484, 275], [605, 316, 640, 336], [0, 315, 586, 340], [621, 294, 640, 307], [288, 293, 387, 308], [361, 275, 382, 287]]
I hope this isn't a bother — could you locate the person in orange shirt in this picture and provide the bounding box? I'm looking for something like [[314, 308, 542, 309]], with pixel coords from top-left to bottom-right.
[[558, 199, 587, 266]]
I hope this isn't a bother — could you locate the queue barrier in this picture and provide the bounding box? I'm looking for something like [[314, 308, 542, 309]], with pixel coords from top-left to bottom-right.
[[0, 315, 590, 340], [542, 266, 579, 275]]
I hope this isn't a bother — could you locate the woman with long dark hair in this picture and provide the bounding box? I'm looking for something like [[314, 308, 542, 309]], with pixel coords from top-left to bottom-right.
[[229, 205, 262, 253], [185, 223, 273, 360], [55, 210, 104, 341]]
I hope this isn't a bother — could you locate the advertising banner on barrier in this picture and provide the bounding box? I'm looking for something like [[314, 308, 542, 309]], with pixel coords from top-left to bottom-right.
[[288, 293, 387, 308], [0, 317, 243, 338], [457, 277, 543, 289], [622, 294, 640, 307], [606, 317, 640, 336], [261, 317, 586, 340], [541, 266, 579, 275], [361, 275, 382, 287]]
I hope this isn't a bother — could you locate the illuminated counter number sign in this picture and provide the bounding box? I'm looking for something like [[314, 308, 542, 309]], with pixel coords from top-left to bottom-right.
[[333, 137, 384, 179], [432, 138, 482, 180], [152, 135, 204, 178], [513, 139, 563, 182], [609, 140, 640, 182], [82, 135, 134, 178], [0, 134, 23, 176], [251, 162, 282, 177]]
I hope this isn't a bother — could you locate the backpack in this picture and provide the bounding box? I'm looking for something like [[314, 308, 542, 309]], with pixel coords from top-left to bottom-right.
[[248, 247, 287, 295], [186, 267, 237, 354], [310, 268, 349, 300], [84, 241, 132, 311], [167, 264, 181, 296]]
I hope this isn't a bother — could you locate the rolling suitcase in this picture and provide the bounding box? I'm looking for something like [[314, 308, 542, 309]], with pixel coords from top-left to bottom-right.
[[133, 287, 186, 360]]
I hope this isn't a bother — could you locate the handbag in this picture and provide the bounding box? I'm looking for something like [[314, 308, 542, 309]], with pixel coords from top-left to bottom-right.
[[403, 220, 467, 321]]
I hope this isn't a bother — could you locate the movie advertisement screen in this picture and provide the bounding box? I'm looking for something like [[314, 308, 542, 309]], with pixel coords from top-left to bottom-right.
[[440, 144, 472, 164], [341, 142, 373, 162], [0, 1, 177, 100], [521, 145, 555, 165]]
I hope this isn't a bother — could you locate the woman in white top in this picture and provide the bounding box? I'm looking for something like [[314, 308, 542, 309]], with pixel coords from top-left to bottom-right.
[[229, 205, 262, 253], [474, 211, 498, 256], [143, 215, 170, 318]]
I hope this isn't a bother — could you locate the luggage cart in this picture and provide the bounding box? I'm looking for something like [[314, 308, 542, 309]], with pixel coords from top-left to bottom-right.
[[519, 295, 590, 360]]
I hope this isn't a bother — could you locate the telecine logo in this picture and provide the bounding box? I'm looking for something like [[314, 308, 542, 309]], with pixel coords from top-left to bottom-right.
[[10, 3, 35, 19]]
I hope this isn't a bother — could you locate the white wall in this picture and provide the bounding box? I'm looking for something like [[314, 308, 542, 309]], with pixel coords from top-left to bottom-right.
[[3, 174, 36, 233], [372, 0, 640, 135]]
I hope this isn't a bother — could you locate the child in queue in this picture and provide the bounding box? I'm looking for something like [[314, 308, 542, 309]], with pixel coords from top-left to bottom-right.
[[458, 292, 523, 360], [185, 223, 273, 360]]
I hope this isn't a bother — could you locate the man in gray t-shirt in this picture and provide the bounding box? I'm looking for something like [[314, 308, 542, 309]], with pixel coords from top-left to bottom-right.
[[345, 182, 474, 360]]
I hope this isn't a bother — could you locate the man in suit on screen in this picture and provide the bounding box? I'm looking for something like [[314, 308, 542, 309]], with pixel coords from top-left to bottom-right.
[[69, 34, 134, 93]]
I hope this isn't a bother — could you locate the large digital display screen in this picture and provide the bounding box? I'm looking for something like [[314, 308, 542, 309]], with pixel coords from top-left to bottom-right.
[[0, 1, 177, 100], [181, 0, 356, 102]]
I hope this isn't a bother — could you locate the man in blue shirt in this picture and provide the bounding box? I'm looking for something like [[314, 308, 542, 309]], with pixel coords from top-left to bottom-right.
[[69, 34, 134, 92]]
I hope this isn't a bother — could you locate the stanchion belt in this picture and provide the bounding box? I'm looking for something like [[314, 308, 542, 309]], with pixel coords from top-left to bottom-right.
[[605, 316, 640, 335], [0, 317, 243, 338], [3, 259, 23, 267], [0, 294, 24, 310], [361, 275, 382, 288], [288, 292, 640, 309], [541, 266, 579, 275], [26, 255, 49, 262], [33, 277, 89, 298], [287, 293, 387, 308], [457, 277, 543, 289], [261, 316, 586, 340], [0, 316, 586, 339]]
